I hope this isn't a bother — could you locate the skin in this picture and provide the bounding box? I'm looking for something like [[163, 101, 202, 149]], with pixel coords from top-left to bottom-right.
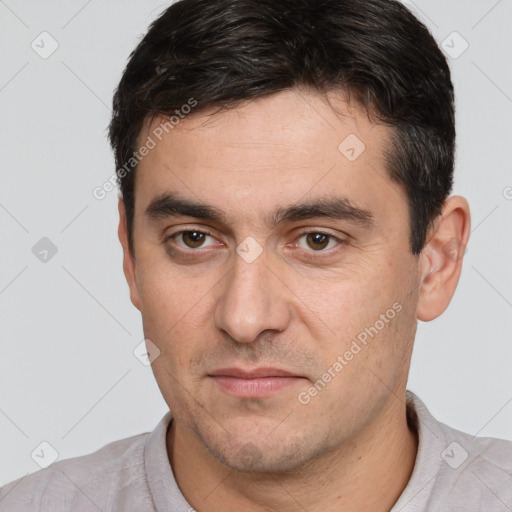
[[118, 89, 471, 511]]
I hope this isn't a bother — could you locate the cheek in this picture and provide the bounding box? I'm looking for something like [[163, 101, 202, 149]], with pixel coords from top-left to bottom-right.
[[137, 265, 215, 369], [307, 268, 412, 373], [137, 258, 195, 329], [306, 277, 387, 341]]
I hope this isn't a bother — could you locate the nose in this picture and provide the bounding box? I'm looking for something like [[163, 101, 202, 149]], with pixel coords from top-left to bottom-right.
[[213, 247, 291, 344]]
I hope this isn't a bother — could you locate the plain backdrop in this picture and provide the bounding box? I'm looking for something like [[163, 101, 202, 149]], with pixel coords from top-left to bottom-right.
[[1, 0, 511, 487]]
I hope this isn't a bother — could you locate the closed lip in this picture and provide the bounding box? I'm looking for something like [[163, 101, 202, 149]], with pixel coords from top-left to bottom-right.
[[208, 367, 304, 379]]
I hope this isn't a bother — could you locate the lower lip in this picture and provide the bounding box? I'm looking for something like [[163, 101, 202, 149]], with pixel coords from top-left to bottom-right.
[[210, 376, 304, 398]]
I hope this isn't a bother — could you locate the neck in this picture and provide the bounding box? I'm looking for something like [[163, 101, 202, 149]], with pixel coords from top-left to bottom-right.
[[167, 393, 418, 512]]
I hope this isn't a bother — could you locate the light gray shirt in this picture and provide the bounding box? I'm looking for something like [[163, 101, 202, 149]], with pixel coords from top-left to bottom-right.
[[1, 390, 512, 511]]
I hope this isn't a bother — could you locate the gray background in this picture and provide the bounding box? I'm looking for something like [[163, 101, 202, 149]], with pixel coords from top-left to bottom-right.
[[1, 0, 511, 487]]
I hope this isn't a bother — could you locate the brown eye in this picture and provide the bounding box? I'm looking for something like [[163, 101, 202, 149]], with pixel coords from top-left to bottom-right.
[[179, 231, 207, 248], [294, 231, 343, 254], [305, 233, 330, 250], [164, 229, 221, 256]]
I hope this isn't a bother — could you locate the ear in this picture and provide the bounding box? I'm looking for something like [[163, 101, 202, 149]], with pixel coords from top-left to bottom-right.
[[118, 196, 141, 311], [417, 195, 471, 321]]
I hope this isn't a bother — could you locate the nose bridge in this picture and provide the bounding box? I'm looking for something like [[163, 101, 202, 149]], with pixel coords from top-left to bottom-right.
[[214, 247, 290, 343]]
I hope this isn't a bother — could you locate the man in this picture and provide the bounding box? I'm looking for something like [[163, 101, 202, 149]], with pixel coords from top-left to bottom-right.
[[1, 0, 511, 510]]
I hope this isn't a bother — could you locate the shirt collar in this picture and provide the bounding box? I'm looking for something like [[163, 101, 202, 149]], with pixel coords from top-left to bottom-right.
[[144, 411, 192, 512], [391, 390, 445, 510]]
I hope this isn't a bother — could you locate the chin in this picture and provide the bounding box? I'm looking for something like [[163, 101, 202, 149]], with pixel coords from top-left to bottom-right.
[[200, 431, 313, 474]]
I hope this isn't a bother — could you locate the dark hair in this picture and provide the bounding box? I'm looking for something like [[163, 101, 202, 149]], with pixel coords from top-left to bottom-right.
[[109, 0, 455, 256]]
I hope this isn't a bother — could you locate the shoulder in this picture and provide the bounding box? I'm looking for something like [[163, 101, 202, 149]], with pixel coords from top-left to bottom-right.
[[400, 391, 512, 511], [416, 395, 512, 478], [440, 426, 512, 507], [0, 432, 152, 512]]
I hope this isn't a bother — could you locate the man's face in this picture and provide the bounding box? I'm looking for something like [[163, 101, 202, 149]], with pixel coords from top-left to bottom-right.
[[123, 89, 423, 472]]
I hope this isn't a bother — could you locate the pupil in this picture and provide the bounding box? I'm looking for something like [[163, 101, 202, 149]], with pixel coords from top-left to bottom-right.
[[185, 231, 205, 247], [308, 233, 328, 250]]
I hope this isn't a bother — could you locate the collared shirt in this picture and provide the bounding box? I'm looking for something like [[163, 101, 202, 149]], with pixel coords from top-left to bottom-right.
[[1, 390, 512, 511]]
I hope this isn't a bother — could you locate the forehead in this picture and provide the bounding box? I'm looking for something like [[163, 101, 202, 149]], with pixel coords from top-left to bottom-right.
[[134, 89, 406, 229]]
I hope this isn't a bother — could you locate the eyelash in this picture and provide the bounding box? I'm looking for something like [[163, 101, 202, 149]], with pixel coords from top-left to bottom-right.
[[163, 228, 346, 259]]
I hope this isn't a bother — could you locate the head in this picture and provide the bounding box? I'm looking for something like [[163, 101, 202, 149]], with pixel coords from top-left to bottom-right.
[[110, 0, 470, 472]]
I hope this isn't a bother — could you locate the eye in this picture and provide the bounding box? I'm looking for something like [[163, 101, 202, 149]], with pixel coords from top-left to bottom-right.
[[169, 230, 218, 250], [296, 231, 342, 252]]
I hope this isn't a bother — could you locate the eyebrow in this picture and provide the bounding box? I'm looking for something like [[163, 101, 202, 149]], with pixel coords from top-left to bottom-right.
[[145, 192, 374, 229]]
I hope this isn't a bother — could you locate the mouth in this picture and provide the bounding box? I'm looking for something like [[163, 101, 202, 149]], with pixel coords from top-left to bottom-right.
[[208, 367, 307, 398]]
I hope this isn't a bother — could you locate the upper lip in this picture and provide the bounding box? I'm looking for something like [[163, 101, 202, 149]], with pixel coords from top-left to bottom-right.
[[209, 367, 303, 379]]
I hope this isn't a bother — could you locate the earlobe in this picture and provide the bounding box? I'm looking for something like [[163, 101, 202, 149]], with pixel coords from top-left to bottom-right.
[[118, 196, 141, 311], [417, 196, 471, 322]]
